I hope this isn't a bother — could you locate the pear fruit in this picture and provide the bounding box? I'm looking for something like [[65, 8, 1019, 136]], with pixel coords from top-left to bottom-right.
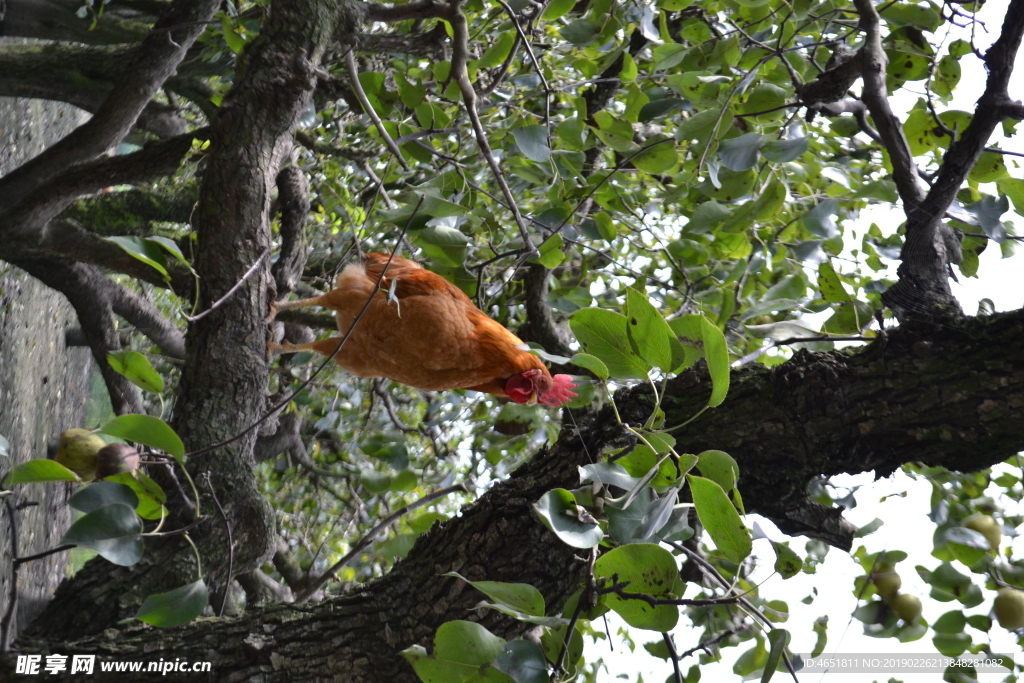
[[872, 565, 902, 599], [95, 444, 141, 479], [890, 593, 922, 622], [993, 588, 1024, 630], [55, 428, 106, 481], [963, 514, 1001, 553]]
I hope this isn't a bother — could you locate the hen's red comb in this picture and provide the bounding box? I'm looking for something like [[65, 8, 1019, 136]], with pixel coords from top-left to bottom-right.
[[539, 374, 578, 406]]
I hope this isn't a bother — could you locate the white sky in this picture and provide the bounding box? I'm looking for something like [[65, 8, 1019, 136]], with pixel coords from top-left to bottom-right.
[[600, 0, 1024, 680]]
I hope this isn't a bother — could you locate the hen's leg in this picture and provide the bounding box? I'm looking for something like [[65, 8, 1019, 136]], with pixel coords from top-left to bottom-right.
[[266, 293, 332, 323], [269, 337, 348, 360]]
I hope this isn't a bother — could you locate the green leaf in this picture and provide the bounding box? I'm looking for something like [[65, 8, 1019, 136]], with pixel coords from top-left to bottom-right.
[[579, 462, 641, 491], [512, 125, 551, 163], [106, 236, 170, 280], [100, 415, 185, 461], [761, 629, 788, 683], [435, 620, 507, 666], [718, 133, 763, 171], [107, 351, 164, 393], [146, 236, 193, 271], [61, 503, 143, 566], [881, 2, 941, 31], [761, 137, 808, 163], [135, 580, 209, 627], [749, 178, 788, 221], [771, 541, 803, 579], [616, 445, 680, 490], [802, 199, 838, 238], [7, 459, 80, 484], [625, 288, 674, 371], [569, 309, 650, 379], [414, 225, 469, 267], [395, 72, 427, 108], [569, 352, 609, 380], [532, 489, 603, 548], [532, 233, 564, 268], [104, 471, 167, 520], [968, 151, 1007, 183], [633, 485, 682, 541], [444, 572, 546, 617], [594, 544, 679, 631], [652, 44, 691, 70], [408, 512, 448, 533], [688, 475, 751, 564], [378, 533, 417, 559], [638, 98, 688, 123], [541, 0, 575, 20], [220, 16, 245, 54], [823, 300, 873, 334], [632, 136, 677, 174], [494, 640, 550, 683], [932, 610, 966, 634], [68, 481, 139, 513], [696, 449, 739, 491], [744, 321, 819, 341], [817, 261, 852, 303], [478, 31, 516, 69], [701, 316, 730, 407], [932, 631, 970, 658]]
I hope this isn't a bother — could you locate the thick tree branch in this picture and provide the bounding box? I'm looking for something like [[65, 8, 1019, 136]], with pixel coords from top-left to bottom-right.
[[0, 0, 154, 45], [272, 166, 312, 300], [919, 0, 1024, 221], [14, 258, 145, 415], [859, 0, 1024, 320], [1, 129, 206, 244], [0, 0, 221, 209], [60, 181, 199, 237], [362, 0, 448, 23], [516, 263, 574, 359], [852, 0, 923, 209]]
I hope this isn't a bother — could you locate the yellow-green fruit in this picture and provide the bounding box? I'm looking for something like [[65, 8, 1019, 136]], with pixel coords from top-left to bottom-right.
[[993, 588, 1024, 630], [964, 514, 1001, 553], [95, 444, 140, 479], [55, 428, 106, 481], [890, 593, 922, 622], [872, 565, 902, 599]]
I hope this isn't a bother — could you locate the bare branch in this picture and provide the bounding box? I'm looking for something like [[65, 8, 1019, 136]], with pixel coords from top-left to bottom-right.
[[343, 49, 409, 170], [362, 0, 449, 23]]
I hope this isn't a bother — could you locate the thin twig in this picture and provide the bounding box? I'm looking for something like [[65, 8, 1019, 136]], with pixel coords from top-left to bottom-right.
[[294, 483, 468, 602], [345, 48, 409, 171], [663, 633, 683, 683], [186, 248, 269, 323], [205, 473, 234, 618]]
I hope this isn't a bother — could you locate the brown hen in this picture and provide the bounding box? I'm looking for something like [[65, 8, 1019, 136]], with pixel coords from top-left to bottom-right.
[[269, 254, 577, 405]]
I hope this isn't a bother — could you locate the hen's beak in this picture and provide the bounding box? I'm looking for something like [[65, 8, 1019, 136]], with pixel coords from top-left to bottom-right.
[[526, 391, 539, 405]]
